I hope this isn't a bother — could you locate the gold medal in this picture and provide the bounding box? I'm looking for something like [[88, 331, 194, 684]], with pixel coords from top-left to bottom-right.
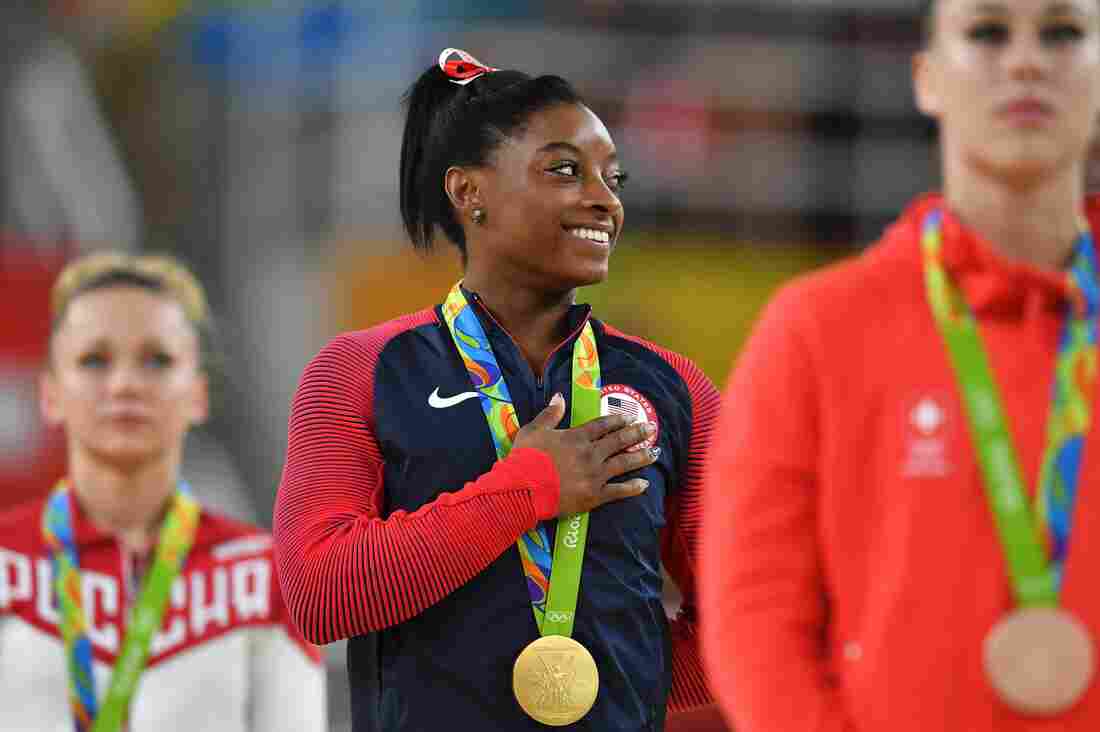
[[983, 607, 1095, 716], [513, 635, 599, 726]]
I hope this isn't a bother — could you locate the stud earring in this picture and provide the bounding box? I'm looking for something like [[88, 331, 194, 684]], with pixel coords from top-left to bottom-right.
[[472, 208, 485, 225]]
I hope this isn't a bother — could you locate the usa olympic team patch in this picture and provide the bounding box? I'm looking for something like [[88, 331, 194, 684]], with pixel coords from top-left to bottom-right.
[[600, 384, 658, 451]]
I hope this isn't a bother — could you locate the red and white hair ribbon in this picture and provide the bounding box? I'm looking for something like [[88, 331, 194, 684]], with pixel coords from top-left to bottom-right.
[[439, 48, 499, 86]]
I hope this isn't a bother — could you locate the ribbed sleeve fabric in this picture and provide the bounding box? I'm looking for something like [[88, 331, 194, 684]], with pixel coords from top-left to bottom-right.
[[603, 325, 721, 713], [272, 312, 561, 645]]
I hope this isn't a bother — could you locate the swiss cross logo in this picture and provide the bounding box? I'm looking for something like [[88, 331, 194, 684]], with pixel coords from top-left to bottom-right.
[[902, 392, 955, 478], [911, 398, 945, 435], [600, 384, 658, 451]]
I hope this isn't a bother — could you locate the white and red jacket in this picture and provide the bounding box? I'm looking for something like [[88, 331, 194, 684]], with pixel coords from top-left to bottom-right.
[[0, 495, 326, 732]]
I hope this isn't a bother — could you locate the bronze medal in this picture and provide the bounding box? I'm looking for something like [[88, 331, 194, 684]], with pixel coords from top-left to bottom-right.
[[513, 635, 599, 726], [983, 607, 1095, 716]]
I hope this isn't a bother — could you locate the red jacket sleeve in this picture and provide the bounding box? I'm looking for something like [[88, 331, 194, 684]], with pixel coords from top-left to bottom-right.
[[272, 328, 561, 645], [603, 326, 721, 717], [660, 354, 722, 715], [700, 287, 857, 732]]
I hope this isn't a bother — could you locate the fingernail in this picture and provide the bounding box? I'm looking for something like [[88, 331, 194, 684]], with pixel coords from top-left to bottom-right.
[[639, 480, 649, 492], [648, 446, 662, 460], [644, 422, 656, 435], [550, 393, 564, 406]]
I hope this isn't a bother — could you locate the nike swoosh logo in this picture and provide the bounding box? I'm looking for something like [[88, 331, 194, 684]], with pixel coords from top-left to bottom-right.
[[428, 387, 481, 409]]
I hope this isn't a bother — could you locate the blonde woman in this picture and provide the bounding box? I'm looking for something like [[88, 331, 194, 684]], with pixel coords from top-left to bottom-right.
[[0, 253, 325, 732]]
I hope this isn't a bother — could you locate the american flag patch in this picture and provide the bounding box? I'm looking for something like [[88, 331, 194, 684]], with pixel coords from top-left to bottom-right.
[[601, 384, 658, 450], [606, 396, 640, 420]]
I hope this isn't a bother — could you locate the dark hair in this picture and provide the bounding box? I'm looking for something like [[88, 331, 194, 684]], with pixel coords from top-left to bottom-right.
[[399, 61, 583, 254]]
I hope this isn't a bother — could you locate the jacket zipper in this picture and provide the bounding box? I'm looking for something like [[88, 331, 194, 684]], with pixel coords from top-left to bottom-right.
[[468, 293, 592, 392]]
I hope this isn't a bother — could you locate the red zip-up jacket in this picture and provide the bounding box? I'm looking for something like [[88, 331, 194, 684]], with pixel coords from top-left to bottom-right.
[[702, 193, 1100, 732]]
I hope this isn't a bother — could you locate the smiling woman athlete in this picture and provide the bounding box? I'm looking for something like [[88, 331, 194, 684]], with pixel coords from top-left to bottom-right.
[[702, 1, 1100, 730], [273, 49, 720, 730]]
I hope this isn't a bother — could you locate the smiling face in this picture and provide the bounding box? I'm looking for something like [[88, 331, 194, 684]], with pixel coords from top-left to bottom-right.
[[914, 0, 1100, 187], [455, 102, 627, 292], [42, 286, 208, 472]]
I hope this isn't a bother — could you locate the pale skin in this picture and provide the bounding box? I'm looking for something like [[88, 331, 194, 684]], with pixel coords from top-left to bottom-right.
[[40, 286, 209, 554], [442, 102, 655, 516], [914, 0, 1100, 269]]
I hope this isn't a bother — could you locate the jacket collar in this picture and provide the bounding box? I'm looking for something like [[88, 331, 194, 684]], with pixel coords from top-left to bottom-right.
[[890, 192, 1100, 316], [458, 283, 594, 351], [52, 480, 187, 554]]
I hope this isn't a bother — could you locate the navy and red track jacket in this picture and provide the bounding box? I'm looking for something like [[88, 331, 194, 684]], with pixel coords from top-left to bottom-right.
[[273, 289, 719, 731]]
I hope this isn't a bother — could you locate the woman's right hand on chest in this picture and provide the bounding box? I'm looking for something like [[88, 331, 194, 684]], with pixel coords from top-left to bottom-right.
[[511, 393, 658, 517]]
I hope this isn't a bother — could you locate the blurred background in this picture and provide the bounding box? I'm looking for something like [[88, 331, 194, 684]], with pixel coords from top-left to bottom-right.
[[2, 0, 1082, 729]]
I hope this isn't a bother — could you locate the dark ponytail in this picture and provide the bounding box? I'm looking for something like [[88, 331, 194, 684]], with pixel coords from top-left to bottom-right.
[[399, 54, 583, 255], [399, 66, 464, 253]]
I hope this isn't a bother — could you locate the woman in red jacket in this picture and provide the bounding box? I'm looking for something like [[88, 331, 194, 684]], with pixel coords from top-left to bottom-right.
[[701, 0, 1100, 730]]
